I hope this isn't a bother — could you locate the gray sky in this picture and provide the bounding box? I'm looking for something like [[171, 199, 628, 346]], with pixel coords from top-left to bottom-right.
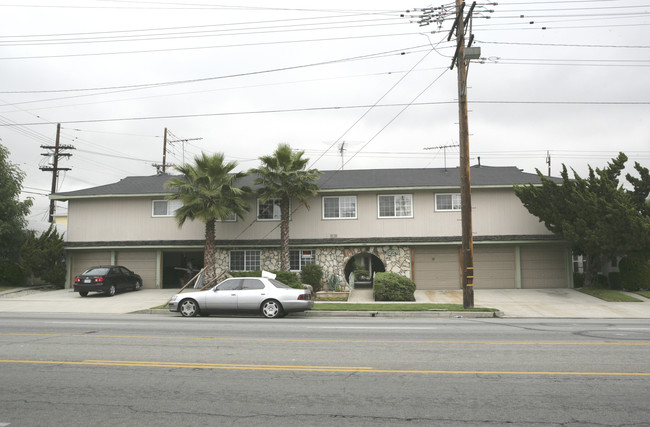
[[1, 0, 649, 232]]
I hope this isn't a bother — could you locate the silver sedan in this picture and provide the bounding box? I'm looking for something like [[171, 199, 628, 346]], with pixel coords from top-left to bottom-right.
[[168, 277, 314, 318]]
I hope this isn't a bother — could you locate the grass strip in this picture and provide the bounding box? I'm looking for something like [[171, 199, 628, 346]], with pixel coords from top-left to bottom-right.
[[313, 303, 497, 312], [578, 288, 642, 302]]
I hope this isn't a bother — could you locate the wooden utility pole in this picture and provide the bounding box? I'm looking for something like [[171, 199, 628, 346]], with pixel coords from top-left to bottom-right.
[[417, 2, 482, 308], [451, 0, 477, 308], [40, 123, 74, 223], [162, 127, 168, 173]]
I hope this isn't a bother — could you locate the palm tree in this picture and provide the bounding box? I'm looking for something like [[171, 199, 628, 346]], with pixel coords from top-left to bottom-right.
[[250, 144, 321, 271], [166, 152, 250, 282]]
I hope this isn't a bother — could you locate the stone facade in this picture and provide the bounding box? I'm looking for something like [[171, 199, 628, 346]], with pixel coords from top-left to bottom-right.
[[213, 245, 412, 290]]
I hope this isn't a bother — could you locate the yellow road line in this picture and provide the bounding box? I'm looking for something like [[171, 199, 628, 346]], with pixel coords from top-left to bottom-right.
[[1, 332, 649, 346], [0, 359, 649, 376]]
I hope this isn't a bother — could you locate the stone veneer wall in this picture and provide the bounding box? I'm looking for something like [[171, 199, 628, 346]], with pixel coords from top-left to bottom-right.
[[318, 245, 412, 289], [213, 246, 412, 289]]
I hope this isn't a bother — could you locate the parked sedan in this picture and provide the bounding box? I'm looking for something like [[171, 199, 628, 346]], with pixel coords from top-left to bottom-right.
[[168, 277, 314, 318], [74, 265, 143, 297]]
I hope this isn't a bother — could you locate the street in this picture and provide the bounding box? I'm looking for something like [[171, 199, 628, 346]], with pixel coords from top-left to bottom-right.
[[1, 314, 649, 426]]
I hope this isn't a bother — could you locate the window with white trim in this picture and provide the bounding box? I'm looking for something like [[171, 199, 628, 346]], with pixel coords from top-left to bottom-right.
[[435, 193, 461, 211], [323, 196, 357, 219], [290, 249, 316, 271], [257, 199, 281, 220], [218, 212, 237, 222], [152, 199, 182, 217], [229, 250, 261, 271], [378, 194, 413, 218]]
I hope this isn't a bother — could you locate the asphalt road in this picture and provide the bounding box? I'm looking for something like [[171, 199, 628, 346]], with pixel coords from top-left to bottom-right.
[[1, 314, 649, 426]]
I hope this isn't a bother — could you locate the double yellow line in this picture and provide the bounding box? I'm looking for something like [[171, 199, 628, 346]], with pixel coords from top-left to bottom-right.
[[1, 359, 649, 376]]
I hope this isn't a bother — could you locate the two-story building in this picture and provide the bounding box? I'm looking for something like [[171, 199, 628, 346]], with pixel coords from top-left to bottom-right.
[[52, 165, 572, 290]]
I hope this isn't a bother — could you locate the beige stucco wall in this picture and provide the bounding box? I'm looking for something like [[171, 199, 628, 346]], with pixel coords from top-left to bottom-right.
[[66, 188, 551, 243]]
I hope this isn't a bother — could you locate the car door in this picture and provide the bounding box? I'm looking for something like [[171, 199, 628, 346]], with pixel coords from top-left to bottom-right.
[[119, 267, 137, 289], [237, 278, 267, 311], [205, 279, 241, 311]]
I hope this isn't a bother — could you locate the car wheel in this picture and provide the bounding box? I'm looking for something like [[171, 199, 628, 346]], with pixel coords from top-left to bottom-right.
[[134, 281, 142, 291], [261, 300, 283, 319], [79, 291, 88, 297], [179, 299, 199, 317], [107, 285, 116, 297]]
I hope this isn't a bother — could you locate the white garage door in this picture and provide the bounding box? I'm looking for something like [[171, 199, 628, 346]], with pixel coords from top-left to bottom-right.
[[413, 246, 461, 290], [70, 251, 111, 287], [116, 250, 157, 289], [473, 246, 516, 289], [521, 245, 568, 288]]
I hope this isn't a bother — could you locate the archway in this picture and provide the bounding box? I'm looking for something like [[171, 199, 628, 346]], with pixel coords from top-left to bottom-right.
[[344, 252, 385, 288]]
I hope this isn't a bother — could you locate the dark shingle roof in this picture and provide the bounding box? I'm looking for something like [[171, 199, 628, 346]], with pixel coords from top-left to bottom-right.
[[51, 166, 557, 200]]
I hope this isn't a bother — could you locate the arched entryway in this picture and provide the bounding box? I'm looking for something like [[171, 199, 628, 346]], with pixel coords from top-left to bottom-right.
[[344, 252, 385, 288]]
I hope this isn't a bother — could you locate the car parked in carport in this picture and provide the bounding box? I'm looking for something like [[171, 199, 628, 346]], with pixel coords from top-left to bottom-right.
[[74, 265, 142, 297], [168, 277, 314, 318]]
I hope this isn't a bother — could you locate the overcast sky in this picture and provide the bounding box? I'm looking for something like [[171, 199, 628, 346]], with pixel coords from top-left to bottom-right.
[[1, 0, 649, 232]]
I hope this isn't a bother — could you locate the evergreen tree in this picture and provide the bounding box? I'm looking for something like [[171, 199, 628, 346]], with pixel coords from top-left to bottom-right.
[[0, 143, 33, 261], [515, 153, 650, 286], [20, 224, 66, 287]]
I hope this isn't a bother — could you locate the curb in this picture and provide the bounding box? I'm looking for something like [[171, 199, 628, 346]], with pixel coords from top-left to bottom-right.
[[136, 309, 503, 318]]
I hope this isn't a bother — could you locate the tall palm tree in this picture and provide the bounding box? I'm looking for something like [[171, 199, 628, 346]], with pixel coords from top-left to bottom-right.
[[166, 152, 250, 282], [251, 144, 321, 271]]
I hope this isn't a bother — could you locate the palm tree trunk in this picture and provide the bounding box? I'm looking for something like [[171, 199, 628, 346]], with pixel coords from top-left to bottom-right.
[[204, 219, 217, 282], [280, 197, 290, 271]]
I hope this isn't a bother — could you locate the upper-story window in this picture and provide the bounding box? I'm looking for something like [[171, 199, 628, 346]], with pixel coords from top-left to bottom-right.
[[218, 212, 237, 222], [435, 193, 461, 211], [257, 199, 282, 220], [378, 194, 413, 218], [323, 195, 357, 219], [152, 199, 182, 217]]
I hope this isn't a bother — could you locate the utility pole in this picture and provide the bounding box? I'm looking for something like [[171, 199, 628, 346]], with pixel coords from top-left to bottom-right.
[[153, 128, 202, 173], [546, 151, 551, 176], [40, 123, 74, 223], [418, 1, 482, 308]]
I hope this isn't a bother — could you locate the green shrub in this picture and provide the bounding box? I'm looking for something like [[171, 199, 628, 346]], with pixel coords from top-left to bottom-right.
[[573, 272, 585, 287], [228, 270, 302, 289], [0, 261, 25, 286], [300, 264, 323, 292], [595, 274, 609, 288], [608, 272, 622, 290], [373, 272, 416, 301], [619, 255, 650, 291]]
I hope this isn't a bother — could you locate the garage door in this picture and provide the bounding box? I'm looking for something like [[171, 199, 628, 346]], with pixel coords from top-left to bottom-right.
[[70, 251, 111, 288], [116, 250, 157, 289], [521, 245, 568, 288], [413, 246, 460, 290], [473, 246, 516, 289]]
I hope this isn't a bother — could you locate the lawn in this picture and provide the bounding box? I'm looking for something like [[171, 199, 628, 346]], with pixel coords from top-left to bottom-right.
[[578, 288, 642, 302], [312, 303, 497, 312]]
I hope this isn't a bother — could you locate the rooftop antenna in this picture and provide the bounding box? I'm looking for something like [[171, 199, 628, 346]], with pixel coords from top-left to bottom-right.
[[424, 143, 459, 171]]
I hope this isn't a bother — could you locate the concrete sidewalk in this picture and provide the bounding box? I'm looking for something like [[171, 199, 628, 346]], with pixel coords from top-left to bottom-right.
[[0, 287, 649, 318]]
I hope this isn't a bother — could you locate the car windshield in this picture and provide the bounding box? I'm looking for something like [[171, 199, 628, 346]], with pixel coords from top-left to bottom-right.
[[269, 279, 291, 289], [82, 267, 110, 276]]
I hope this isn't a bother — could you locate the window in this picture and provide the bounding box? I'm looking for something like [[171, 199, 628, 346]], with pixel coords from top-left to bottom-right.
[[257, 199, 281, 220], [435, 193, 461, 211], [216, 278, 242, 290], [290, 249, 316, 271], [378, 194, 413, 218], [241, 279, 264, 290], [152, 199, 182, 217], [229, 250, 261, 271], [218, 212, 237, 222], [323, 196, 357, 219]]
